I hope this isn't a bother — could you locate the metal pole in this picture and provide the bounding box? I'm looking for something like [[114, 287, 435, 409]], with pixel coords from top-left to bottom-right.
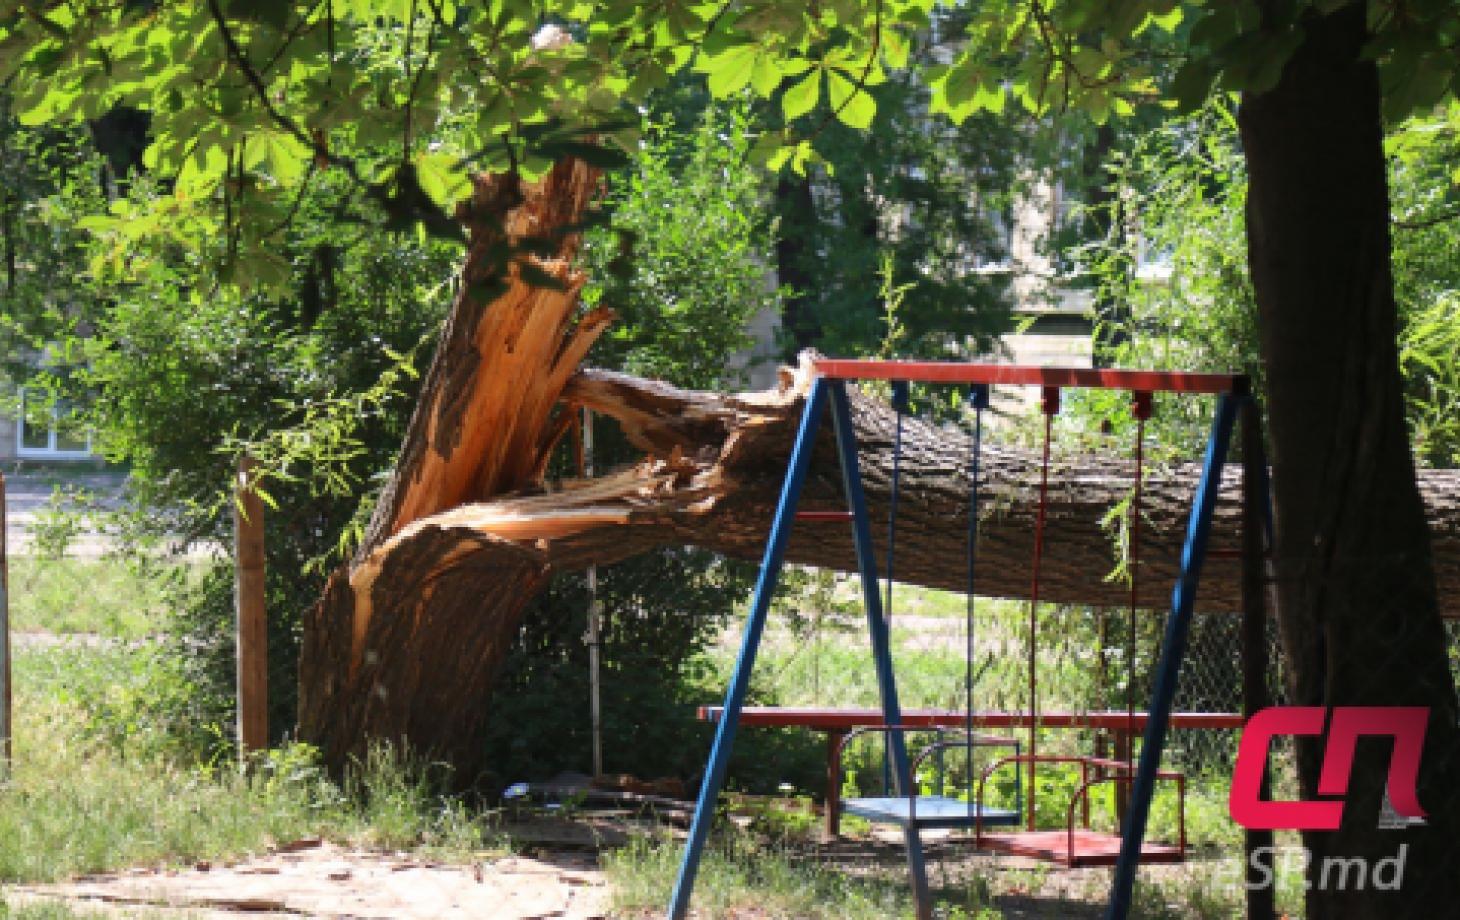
[[234, 456, 268, 757], [584, 408, 603, 779], [668, 378, 829, 920], [0, 470, 11, 776], [829, 380, 932, 920], [1106, 392, 1241, 919]]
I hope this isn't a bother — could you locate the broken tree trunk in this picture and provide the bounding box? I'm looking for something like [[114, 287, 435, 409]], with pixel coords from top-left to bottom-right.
[[349, 360, 1460, 611], [298, 305, 1460, 778], [297, 157, 608, 780]]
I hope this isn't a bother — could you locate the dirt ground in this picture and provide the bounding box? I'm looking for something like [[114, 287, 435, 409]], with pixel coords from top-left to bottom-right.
[[6, 839, 610, 919], [3, 817, 1223, 919]]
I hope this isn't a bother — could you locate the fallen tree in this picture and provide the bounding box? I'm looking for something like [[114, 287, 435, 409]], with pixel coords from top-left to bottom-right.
[[296, 156, 1460, 780]]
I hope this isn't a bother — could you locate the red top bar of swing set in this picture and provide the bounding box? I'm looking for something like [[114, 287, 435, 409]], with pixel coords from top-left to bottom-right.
[[813, 359, 1249, 395]]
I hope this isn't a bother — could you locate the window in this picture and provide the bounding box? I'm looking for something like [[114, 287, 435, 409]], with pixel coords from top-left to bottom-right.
[[971, 198, 1015, 272], [1135, 232, 1175, 282], [16, 389, 92, 459]]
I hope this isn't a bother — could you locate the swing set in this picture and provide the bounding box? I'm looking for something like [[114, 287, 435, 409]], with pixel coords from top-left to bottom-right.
[[668, 359, 1270, 920]]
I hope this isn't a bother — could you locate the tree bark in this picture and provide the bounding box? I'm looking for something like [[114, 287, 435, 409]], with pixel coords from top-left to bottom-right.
[[1239, 2, 1460, 914]]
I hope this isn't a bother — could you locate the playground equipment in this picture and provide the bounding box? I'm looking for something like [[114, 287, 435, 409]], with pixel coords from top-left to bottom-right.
[[836, 379, 1022, 835], [668, 359, 1272, 920], [696, 706, 1245, 837], [973, 386, 1186, 867]]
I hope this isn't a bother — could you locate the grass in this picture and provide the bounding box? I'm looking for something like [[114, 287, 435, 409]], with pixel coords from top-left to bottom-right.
[[5, 556, 181, 639], [0, 897, 192, 919], [602, 825, 1272, 919], [1126, 853, 1308, 919], [0, 531, 501, 902], [604, 831, 1000, 919], [0, 643, 498, 886], [0, 549, 1273, 917]]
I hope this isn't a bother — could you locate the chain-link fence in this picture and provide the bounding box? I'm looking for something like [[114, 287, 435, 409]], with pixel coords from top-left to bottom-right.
[[1172, 614, 1460, 780], [1168, 611, 1283, 777]]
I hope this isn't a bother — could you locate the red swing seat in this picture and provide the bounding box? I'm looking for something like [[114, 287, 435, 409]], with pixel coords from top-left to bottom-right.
[[972, 753, 1188, 867]]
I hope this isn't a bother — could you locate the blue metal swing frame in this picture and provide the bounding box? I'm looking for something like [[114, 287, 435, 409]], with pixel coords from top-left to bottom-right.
[[667, 363, 1265, 920]]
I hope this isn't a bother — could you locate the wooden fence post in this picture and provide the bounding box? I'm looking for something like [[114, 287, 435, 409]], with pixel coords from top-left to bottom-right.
[[234, 456, 268, 757], [1, 471, 11, 775]]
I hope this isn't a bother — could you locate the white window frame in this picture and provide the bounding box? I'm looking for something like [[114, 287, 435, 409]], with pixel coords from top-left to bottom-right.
[[1134, 233, 1175, 282], [15, 389, 92, 459], [969, 200, 1015, 274]]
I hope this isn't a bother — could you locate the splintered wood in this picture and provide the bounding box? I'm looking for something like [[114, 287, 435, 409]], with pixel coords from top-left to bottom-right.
[[298, 156, 612, 777], [376, 158, 610, 541]]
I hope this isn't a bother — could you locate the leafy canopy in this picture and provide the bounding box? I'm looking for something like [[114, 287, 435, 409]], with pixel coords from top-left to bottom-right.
[[3, 0, 1458, 283]]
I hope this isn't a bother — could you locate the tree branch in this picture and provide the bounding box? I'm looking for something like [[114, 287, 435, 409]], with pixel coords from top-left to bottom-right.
[[206, 0, 316, 152], [802, 0, 884, 143], [1394, 205, 1460, 231], [402, 0, 440, 160]]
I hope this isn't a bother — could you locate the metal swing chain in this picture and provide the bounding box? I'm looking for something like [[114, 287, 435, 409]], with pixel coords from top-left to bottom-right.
[[1027, 385, 1059, 831], [884, 380, 910, 794], [1128, 392, 1153, 779], [965, 383, 989, 817]]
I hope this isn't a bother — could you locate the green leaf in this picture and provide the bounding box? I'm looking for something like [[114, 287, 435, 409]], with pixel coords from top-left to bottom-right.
[[791, 139, 817, 176], [175, 140, 230, 198], [1383, 53, 1458, 124], [882, 30, 910, 70], [827, 71, 875, 129], [1137, 6, 1184, 36], [414, 151, 470, 208], [15, 82, 80, 125], [777, 57, 812, 77], [1169, 59, 1215, 113], [228, 0, 292, 30], [974, 80, 1006, 115], [751, 55, 782, 97], [939, 54, 982, 109], [782, 70, 821, 121], [1217, 28, 1304, 95], [238, 249, 292, 291], [700, 43, 758, 97], [243, 132, 308, 184]]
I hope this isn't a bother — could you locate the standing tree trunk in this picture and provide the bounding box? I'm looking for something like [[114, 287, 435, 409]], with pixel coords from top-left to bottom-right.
[[775, 174, 821, 351], [1239, 2, 1460, 913]]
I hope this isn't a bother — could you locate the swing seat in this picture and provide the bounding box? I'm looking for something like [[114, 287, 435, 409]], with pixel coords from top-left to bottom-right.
[[836, 727, 1022, 833], [973, 753, 1187, 868], [843, 795, 1020, 829], [976, 829, 1185, 867]]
